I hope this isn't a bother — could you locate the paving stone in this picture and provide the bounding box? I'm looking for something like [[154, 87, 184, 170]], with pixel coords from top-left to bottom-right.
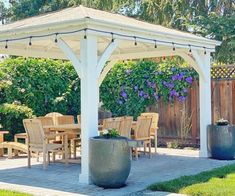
[[0, 148, 234, 196]]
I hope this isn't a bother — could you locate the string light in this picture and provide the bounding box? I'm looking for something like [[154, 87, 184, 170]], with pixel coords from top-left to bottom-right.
[[29, 36, 32, 46], [172, 42, 175, 51], [188, 44, 192, 53], [54, 33, 58, 43], [0, 27, 214, 52], [5, 40, 8, 49], [111, 33, 114, 42], [154, 40, 157, 48], [84, 28, 87, 39], [134, 36, 137, 46]]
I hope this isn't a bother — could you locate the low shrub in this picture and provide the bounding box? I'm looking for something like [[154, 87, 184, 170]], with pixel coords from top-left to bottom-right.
[[0, 103, 33, 140]]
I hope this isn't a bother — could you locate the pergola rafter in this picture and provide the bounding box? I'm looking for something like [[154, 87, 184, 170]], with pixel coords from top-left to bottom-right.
[[0, 5, 220, 184]]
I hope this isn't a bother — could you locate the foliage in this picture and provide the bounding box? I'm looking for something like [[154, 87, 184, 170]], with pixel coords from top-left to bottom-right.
[[0, 189, 32, 196], [0, 57, 80, 116], [100, 58, 197, 118], [0, 103, 33, 140], [2, 1, 234, 63], [101, 128, 120, 138], [148, 163, 235, 196], [216, 118, 229, 126], [191, 13, 235, 64]]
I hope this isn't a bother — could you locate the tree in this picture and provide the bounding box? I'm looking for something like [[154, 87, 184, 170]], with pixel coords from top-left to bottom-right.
[[0, 2, 8, 24], [3, 0, 235, 63]]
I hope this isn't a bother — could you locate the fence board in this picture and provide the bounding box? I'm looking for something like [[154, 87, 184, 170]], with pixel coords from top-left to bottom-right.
[[154, 79, 235, 146]]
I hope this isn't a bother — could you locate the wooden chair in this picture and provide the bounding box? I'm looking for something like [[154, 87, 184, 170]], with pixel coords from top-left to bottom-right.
[[23, 119, 68, 169], [37, 117, 54, 133], [45, 112, 63, 125], [57, 115, 80, 158], [102, 117, 122, 131], [119, 116, 133, 138], [141, 113, 159, 153], [133, 116, 152, 159], [77, 115, 81, 124], [0, 131, 9, 156]]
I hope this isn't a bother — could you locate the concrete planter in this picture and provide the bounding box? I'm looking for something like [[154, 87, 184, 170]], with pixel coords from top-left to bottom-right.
[[207, 125, 235, 160], [89, 137, 131, 188]]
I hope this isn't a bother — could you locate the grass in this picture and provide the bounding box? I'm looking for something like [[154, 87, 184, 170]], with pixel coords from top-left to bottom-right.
[[0, 189, 32, 196], [148, 163, 235, 196]]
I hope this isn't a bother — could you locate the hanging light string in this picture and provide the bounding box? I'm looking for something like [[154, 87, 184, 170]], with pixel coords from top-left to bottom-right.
[[0, 27, 212, 53]]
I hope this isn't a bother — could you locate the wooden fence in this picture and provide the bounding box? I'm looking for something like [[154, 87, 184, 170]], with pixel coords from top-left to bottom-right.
[[147, 65, 235, 146]]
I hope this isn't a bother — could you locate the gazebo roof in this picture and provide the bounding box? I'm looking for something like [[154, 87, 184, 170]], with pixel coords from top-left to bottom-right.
[[0, 5, 220, 60]]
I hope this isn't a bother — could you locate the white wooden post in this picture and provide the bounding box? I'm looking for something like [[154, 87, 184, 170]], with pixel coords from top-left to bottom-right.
[[79, 35, 99, 183], [195, 51, 211, 157]]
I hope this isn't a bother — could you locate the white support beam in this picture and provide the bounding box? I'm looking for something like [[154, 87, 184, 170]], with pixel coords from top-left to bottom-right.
[[79, 35, 99, 184], [181, 49, 211, 157], [198, 52, 211, 157], [109, 49, 183, 61], [96, 39, 119, 77], [57, 38, 82, 78], [98, 59, 118, 86]]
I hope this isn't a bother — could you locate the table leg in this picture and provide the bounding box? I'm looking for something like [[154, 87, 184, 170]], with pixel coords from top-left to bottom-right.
[[14, 136, 19, 156], [0, 134, 3, 156]]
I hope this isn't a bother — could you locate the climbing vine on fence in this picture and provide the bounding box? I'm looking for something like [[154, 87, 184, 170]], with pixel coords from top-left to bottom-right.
[[100, 58, 198, 118]]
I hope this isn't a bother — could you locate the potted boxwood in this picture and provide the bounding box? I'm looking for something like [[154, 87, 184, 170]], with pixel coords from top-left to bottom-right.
[[207, 119, 235, 160], [89, 129, 138, 188]]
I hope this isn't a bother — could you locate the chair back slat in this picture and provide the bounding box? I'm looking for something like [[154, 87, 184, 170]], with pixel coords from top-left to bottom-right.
[[37, 117, 54, 126], [103, 117, 121, 131], [119, 116, 133, 138], [57, 115, 75, 125], [135, 116, 152, 139], [37, 117, 54, 134], [57, 115, 75, 139], [45, 112, 63, 125], [77, 115, 81, 124], [141, 113, 159, 134], [23, 119, 44, 145]]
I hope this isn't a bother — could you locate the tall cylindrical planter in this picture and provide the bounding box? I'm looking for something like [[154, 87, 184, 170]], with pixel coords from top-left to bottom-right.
[[207, 125, 235, 160], [89, 137, 131, 188]]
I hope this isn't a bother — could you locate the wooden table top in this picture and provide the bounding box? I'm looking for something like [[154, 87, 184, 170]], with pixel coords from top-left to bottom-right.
[[43, 124, 103, 132]]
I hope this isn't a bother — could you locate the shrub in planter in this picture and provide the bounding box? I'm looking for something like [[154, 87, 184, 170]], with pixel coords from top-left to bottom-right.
[[208, 119, 235, 160], [0, 103, 33, 141], [89, 129, 131, 188]]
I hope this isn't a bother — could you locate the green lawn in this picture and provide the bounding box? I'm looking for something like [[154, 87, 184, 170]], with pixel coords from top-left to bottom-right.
[[0, 189, 32, 196], [148, 164, 235, 196]]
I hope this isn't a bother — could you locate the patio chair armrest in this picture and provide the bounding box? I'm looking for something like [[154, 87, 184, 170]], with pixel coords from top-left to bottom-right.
[[45, 132, 68, 139], [0, 131, 9, 135]]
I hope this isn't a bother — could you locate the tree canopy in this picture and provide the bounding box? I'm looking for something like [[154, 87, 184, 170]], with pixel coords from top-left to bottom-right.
[[1, 0, 235, 63]]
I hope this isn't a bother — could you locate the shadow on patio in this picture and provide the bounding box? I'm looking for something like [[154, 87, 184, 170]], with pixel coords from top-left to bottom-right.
[[0, 148, 234, 196]]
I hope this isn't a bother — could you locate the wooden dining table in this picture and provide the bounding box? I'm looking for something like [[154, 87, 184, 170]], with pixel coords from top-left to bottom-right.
[[43, 123, 103, 133]]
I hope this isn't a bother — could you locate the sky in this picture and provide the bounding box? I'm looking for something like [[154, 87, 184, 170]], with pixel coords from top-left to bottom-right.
[[2, 0, 10, 8]]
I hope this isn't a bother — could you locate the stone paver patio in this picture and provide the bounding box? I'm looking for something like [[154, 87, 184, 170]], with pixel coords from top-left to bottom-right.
[[0, 148, 234, 196]]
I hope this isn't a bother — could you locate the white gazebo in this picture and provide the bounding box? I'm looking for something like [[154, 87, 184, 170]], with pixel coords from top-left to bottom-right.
[[0, 5, 220, 184]]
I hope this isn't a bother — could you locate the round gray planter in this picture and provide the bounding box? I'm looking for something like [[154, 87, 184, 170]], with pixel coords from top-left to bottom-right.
[[89, 137, 131, 188], [207, 125, 235, 160]]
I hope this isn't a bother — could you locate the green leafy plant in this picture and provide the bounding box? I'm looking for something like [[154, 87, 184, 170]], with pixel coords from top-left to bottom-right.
[[100, 58, 197, 119], [0, 103, 33, 140], [216, 118, 229, 126], [101, 128, 120, 138]]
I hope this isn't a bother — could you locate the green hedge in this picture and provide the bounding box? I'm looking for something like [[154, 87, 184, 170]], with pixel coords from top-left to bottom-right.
[[0, 103, 33, 140], [0, 57, 197, 138], [0, 57, 80, 116]]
